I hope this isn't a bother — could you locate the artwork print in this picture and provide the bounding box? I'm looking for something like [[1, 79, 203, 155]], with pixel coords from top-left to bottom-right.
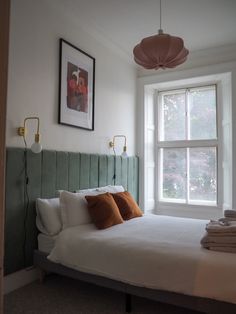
[[59, 39, 95, 130], [67, 62, 88, 113]]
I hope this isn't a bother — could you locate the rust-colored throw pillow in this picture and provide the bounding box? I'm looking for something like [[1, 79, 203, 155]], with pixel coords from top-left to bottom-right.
[[111, 191, 143, 220], [85, 192, 123, 229]]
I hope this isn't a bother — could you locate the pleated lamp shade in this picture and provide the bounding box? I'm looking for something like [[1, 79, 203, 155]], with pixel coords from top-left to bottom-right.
[[133, 30, 189, 70]]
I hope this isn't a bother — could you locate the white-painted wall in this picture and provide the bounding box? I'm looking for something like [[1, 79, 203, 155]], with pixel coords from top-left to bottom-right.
[[4, 0, 236, 294], [6, 0, 137, 155]]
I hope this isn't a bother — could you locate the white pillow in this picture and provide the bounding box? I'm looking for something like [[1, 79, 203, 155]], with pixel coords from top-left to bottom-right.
[[78, 185, 125, 194], [36, 198, 62, 236], [104, 185, 125, 193], [60, 191, 93, 229]]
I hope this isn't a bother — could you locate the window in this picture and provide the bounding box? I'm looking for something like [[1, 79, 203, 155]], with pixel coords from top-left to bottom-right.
[[157, 85, 218, 206], [143, 72, 232, 219]]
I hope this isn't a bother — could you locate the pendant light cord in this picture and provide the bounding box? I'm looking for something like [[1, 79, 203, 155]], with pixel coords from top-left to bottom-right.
[[160, 0, 162, 30], [158, 0, 163, 34]]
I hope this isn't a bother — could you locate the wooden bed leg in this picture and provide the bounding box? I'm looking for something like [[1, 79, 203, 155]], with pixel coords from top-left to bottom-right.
[[125, 293, 132, 313], [39, 269, 46, 284]]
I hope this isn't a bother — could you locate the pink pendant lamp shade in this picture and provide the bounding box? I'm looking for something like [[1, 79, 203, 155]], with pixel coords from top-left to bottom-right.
[[133, 30, 189, 70], [133, 1, 189, 70]]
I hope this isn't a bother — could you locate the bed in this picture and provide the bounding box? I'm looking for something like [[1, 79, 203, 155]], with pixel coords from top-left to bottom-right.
[[5, 148, 235, 312], [34, 214, 236, 313]]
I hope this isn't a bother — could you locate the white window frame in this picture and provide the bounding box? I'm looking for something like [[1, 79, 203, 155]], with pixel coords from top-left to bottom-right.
[[156, 84, 220, 208], [141, 71, 232, 220]]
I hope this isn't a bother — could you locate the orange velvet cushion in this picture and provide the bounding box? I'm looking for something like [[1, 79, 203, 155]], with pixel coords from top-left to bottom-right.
[[111, 191, 143, 220], [85, 192, 123, 229]]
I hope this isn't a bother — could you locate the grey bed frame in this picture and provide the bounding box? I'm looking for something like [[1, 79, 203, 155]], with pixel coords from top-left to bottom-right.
[[34, 250, 236, 314]]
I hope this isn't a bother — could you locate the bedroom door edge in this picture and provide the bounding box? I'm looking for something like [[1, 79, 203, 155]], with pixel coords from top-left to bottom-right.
[[0, 0, 10, 312]]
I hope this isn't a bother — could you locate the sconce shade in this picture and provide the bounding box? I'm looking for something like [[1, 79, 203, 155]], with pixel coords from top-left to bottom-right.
[[121, 151, 128, 158], [133, 32, 189, 70], [31, 142, 42, 154]]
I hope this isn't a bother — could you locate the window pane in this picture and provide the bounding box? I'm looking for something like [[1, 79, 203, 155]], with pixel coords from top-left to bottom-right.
[[162, 148, 186, 201], [162, 93, 185, 141], [189, 86, 216, 140], [189, 147, 217, 202]]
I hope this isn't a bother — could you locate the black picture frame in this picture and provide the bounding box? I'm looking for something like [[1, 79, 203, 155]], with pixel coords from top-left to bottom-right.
[[58, 38, 95, 130]]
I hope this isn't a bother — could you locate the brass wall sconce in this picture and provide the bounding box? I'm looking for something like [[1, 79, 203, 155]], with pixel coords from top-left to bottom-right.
[[18, 117, 42, 153], [109, 135, 128, 157]]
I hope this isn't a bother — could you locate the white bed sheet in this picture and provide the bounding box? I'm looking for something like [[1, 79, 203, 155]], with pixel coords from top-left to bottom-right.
[[38, 233, 57, 254], [48, 215, 236, 304]]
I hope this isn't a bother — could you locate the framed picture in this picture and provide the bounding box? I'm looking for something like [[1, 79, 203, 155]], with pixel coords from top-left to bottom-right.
[[58, 38, 95, 130]]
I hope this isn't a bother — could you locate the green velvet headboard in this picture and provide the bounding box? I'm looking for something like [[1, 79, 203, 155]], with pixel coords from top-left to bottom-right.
[[4, 148, 139, 275]]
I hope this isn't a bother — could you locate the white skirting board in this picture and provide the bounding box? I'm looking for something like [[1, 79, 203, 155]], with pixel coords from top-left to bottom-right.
[[4, 267, 40, 294]]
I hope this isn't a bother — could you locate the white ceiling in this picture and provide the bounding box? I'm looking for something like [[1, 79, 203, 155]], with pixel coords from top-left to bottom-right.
[[56, 0, 236, 65]]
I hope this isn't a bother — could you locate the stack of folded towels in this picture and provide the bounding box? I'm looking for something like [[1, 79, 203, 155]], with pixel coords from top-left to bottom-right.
[[201, 210, 236, 253]]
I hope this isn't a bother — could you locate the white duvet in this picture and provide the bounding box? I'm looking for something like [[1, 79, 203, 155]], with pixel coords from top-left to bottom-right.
[[48, 215, 236, 304]]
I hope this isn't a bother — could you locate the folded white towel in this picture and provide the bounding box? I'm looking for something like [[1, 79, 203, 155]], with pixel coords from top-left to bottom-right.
[[224, 209, 236, 218], [208, 246, 236, 254], [201, 232, 236, 245], [202, 231, 236, 237], [202, 242, 236, 248], [206, 220, 236, 234], [219, 217, 236, 222]]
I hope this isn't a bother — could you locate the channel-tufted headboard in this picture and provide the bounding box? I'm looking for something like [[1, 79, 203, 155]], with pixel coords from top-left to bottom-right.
[[4, 148, 139, 275]]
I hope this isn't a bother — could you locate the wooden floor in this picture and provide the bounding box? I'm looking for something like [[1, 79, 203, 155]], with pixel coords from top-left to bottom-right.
[[4, 274, 203, 314]]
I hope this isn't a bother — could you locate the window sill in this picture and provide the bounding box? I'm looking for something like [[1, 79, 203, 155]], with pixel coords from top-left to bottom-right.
[[155, 202, 223, 220]]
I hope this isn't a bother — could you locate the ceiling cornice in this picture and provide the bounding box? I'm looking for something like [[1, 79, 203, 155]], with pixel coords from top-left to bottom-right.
[[46, 0, 135, 67]]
